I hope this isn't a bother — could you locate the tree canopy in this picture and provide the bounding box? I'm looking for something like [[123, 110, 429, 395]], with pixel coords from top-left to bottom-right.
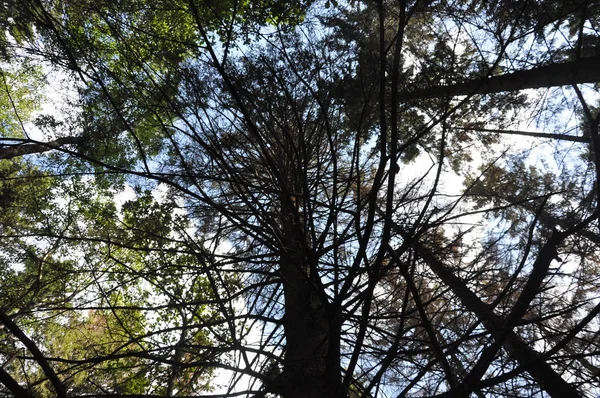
[[1, 0, 600, 397]]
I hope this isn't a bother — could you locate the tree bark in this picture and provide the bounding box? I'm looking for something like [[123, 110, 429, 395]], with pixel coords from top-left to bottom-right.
[[279, 214, 343, 398], [0, 137, 83, 159], [400, 56, 600, 100]]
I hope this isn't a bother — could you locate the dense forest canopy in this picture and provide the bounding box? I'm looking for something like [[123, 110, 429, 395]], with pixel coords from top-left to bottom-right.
[[0, 0, 600, 397]]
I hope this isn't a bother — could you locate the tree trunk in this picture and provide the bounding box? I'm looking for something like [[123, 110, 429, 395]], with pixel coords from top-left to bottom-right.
[[279, 217, 344, 398], [400, 55, 600, 100], [0, 137, 84, 159], [455, 127, 590, 143]]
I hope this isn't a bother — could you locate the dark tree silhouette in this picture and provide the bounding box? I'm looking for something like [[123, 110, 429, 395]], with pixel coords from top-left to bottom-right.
[[0, 0, 599, 397]]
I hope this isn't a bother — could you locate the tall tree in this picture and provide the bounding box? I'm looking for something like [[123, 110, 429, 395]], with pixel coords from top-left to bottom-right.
[[1, 0, 600, 397]]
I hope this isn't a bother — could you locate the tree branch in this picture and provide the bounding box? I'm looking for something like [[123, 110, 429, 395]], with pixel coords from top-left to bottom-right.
[[0, 310, 66, 398], [388, 220, 583, 398], [0, 367, 33, 398]]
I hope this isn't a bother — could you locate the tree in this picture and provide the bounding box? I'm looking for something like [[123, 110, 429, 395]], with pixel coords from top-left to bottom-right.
[[1, 0, 600, 397]]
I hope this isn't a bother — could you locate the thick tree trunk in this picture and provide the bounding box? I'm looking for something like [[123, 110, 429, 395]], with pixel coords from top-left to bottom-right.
[[279, 233, 343, 396], [400, 55, 600, 100], [278, 207, 343, 398]]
